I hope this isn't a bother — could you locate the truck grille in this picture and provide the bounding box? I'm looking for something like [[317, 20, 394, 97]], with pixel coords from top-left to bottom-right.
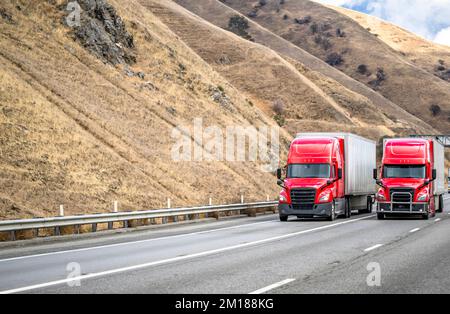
[[390, 188, 414, 202], [291, 189, 316, 210], [390, 188, 414, 211]]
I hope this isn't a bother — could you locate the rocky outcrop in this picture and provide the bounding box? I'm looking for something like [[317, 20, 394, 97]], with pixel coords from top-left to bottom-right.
[[71, 0, 136, 65]]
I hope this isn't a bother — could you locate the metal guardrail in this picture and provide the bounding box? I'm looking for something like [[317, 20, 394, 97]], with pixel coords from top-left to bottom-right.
[[409, 135, 450, 147], [0, 201, 278, 234]]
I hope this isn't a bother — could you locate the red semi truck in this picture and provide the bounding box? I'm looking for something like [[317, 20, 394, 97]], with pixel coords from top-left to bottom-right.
[[374, 138, 446, 220], [277, 133, 376, 221]]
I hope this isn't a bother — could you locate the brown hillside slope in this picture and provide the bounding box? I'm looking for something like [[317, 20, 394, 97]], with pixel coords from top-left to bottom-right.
[[327, 4, 450, 83], [142, 0, 398, 140], [215, 0, 450, 133], [0, 0, 288, 219], [174, 0, 438, 135]]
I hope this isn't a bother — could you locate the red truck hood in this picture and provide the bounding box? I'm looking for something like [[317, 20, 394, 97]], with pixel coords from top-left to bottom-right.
[[284, 178, 329, 190], [381, 178, 426, 190]]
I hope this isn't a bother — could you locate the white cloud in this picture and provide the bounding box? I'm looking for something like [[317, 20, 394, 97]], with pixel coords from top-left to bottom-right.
[[435, 27, 450, 46], [315, 0, 450, 47]]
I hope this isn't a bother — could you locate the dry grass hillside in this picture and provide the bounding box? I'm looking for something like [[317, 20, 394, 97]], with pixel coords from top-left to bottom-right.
[[0, 0, 291, 219], [214, 0, 450, 133], [142, 0, 400, 140], [328, 4, 450, 82], [174, 0, 438, 135]]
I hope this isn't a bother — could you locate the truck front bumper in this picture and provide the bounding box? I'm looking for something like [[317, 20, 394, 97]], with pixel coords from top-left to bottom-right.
[[377, 202, 428, 214], [278, 203, 332, 218]]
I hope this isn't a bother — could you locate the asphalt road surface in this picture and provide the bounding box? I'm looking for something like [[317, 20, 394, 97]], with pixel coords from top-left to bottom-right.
[[1, 196, 450, 294]]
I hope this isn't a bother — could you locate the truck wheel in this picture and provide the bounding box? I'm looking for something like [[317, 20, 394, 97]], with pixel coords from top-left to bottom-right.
[[280, 215, 288, 222], [377, 213, 385, 220], [328, 201, 336, 221], [345, 199, 351, 218], [437, 195, 444, 213]]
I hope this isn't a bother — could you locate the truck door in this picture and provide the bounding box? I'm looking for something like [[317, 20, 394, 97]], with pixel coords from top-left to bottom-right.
[[336, 142, 345, 199]]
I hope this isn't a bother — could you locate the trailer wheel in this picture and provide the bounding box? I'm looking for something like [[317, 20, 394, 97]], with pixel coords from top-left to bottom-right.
[[377, 213, 385, 220], [367, 196, 373, 213], [359, 196, 373, 214], [437, 195, 444, 213], [280, 215, 288, 222]]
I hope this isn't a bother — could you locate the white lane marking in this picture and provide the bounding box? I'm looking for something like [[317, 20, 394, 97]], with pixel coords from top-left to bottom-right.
[[0, 214, 375, 294], [435, 218, 441, 222], [0, 220, 278, 263], [249, 279, 296, 295], [364, 244, 383, 252], [409, 228, 420, 233]]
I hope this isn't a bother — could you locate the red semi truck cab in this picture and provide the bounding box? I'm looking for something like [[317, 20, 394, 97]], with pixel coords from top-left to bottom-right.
[[375, 138, 446, 220], [277, 133, 376, 222]]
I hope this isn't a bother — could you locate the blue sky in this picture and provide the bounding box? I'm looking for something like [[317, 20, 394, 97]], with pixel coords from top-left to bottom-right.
[[315, 0, 450, 46]]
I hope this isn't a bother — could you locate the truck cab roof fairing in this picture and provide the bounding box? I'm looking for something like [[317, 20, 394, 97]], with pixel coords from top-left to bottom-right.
[[288, 137, 336, 165], [383, 139, 429, 165]]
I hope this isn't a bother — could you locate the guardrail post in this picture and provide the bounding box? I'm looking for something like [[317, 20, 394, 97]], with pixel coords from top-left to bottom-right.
[[54, 205, 64, 236], [173, 216, 178, 223], [10, 231, 15, 241], [92, 223, 97, 233], [123, 220, 128, 228], [109, 201, 118, 229], [163, 217, 168, 224]]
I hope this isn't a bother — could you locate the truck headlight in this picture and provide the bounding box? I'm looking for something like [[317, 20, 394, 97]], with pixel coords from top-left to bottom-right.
[[376, 188, 386, 201], [318, 192, 331, 203], [417, 188, 429, 202], [417, 193, 428, 202], [279, 194, 288, 203]]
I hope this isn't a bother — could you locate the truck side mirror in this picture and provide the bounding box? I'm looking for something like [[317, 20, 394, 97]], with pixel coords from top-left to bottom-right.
[[338, 168, 343, 180], [432, 169, 437, 181], [373, 168, 378, 180], [277, 168, 282, 180]]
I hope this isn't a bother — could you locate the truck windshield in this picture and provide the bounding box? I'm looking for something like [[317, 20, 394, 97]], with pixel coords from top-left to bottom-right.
[[383, 165, 426, 179], [287, 164, 331, 179]]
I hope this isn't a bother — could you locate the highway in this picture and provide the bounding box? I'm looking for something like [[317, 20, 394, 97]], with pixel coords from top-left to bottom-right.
[[1, 196, 450, 294]]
